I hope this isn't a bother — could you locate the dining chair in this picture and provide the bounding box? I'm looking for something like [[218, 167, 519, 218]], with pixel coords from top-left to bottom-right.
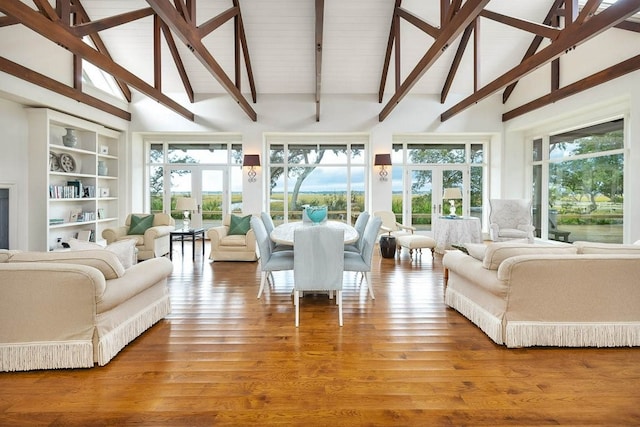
[[344, 211, 370, 253], [344, 216, 382, 300], [251, 217, 294, 299], [260, 212, 293, 252], [293, 226, 345, 327]]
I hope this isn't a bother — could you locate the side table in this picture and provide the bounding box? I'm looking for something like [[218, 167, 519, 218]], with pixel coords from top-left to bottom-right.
[[170, 228, 205, 261], [379, 235, 397, 258], [433, 217, 482, 254]]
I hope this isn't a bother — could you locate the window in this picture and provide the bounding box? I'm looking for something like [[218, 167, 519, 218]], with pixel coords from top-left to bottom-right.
[[145, 137, 242, 229], [531, 119, 625, 243], [391, 137, 488, 232], [266, 135, 368, 225]]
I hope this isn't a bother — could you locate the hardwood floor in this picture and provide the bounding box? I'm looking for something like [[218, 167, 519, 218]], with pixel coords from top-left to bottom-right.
[[1, 243, 639, 426]]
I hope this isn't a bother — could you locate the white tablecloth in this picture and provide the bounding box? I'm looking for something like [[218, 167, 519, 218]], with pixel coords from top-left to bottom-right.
[[270, 221, 358, 245], [433, 217, 482, 254]]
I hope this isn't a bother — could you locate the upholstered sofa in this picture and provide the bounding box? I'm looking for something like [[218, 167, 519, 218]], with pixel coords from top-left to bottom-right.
[[0, 249, 173, 371], [208, 214, 258, 262], [442, 241, 640, 348], [102, 213, 175, 260]]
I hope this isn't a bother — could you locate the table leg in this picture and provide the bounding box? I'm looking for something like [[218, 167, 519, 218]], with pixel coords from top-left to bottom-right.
[[169, 236, 173, 260], [192, 232, 196, 261]]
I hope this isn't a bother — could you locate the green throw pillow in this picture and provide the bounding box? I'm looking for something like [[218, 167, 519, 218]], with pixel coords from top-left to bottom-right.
[[128, 214, 155, 235], [228, 214, 251, 235]]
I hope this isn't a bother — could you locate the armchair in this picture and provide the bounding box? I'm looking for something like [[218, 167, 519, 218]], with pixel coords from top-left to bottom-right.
[[208, 214, 258, 262], [102, 213, 175, 261], [373, 211, 415, 238], [488, 199, 535, 242]]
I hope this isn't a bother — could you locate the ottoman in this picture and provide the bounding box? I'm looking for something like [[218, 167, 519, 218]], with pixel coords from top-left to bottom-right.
[[396, 235, 436, 259]]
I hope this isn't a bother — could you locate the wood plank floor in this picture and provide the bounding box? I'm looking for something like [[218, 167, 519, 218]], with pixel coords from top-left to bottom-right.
[[1, 243, 639, 426]]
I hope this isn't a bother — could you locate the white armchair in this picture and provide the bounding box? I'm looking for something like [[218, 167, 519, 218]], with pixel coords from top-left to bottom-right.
[[207, 214, 258, 262], [373, 211, 415, 238], [488, 199, 535, 242], [102, 213, 175, 260]]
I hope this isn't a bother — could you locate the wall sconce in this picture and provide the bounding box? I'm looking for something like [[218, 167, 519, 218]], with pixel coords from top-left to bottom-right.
[[442, 187, 462, 216], [374, 154, 392, 182], [243, 154, 260, 183], [175, 197, 198, 230]]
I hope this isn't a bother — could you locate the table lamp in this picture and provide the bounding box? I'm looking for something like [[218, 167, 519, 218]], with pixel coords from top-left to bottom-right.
[[442, 188, 462, 216], [176, 197, 197, 230]]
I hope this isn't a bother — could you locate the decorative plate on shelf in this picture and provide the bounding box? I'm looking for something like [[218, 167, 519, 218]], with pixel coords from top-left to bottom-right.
[[59, 153, 76, 173], [49, 151, 61, 171]]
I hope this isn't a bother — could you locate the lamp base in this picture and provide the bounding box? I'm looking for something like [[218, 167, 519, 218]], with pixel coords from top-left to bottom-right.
[[182, 211, 191, 230], [449, 200, 457, 217]]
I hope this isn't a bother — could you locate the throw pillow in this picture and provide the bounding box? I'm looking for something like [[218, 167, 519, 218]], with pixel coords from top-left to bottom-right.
[[68, 238, 137, 269], [228, 214, 252, 235], [464, 243, 487, 261], [128, 214, 155, 235]]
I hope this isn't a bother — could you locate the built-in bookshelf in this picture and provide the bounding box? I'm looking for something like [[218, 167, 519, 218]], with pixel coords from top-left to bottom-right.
[[27, 109, 123, 251]]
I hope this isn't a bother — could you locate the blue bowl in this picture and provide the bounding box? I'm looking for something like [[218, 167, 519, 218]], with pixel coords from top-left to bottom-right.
[[305, 206, 327, 223]]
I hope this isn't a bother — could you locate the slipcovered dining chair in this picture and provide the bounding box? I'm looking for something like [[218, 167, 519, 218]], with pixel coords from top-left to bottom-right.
[[344, 211, 370, 253], [344, 216, 382, 300], [293, 226, 345, 327], [488, 199, 535, 243], [251, 217, 294, 299], [260, 212, 293, 252]]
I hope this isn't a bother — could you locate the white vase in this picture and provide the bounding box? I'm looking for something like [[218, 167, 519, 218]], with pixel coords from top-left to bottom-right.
[[62, 128, 77, 147], [98, 161, 108, 176]]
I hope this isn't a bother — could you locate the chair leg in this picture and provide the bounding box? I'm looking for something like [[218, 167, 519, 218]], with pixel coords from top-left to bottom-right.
[[337, 290, 343, 326], [294, 290, 300, 327], [257, 272, 268, 298], [364, 271, 375, 299]]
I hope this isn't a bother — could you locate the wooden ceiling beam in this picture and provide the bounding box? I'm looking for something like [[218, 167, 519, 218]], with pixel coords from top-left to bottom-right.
[[379, 0, 490, 121], [315, 0, 324, 121], [441, 0, 640, 122], [71, 7, 154, 37], [146, 0, 257, 121], [396, 7, 440, 39], [160, 21, 195, 103], [197, 6, 238, 38], [503, 54, 640, 121], [440, 23, 473, 103], [378, 0, 402, 103], [502, 0, 571, 103], [0, 56, 131, 121], [575, 0, 604, 25], [616, 19, 640, 32], [0, 0, 194, 121], [233, 0, 256, 103], [480, 9, 560, 40]]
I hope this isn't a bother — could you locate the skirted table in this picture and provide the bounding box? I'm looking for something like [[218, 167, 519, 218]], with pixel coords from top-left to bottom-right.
[[433, 216, 482, 254]]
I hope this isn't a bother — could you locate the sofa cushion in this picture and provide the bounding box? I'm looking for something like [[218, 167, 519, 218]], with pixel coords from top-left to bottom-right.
[[228, 214, 251, 235], [221, 235, 250, 247], [8, 250, 125, 279], [574, 241, 640, 255], [128, 214, 155, 235], [482, 241, 577, 270], [464, 243, 488, 261], [68, 238, 137, 269]]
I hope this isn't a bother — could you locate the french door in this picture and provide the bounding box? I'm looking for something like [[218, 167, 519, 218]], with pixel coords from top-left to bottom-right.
[[165, 166, 227, 230], [405, 165, 468, 231]]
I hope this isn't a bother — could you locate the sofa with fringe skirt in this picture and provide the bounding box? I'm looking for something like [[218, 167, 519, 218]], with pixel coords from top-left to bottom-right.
[[0, 249, 173, 371], [442, 241, 640, 348]]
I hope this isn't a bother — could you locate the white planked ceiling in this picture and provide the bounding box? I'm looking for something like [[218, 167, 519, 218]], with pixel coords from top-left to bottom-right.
[[78, 0, 558, 98]]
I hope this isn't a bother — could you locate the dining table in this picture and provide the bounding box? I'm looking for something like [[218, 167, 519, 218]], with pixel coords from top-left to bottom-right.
[[270, 220, 359, 246]]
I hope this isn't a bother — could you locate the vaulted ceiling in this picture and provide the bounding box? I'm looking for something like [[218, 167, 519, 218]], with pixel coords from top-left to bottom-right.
[[1, 0, 639, 123]]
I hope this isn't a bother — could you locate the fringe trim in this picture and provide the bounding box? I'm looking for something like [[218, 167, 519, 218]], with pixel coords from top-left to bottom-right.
[[0, 341, 93, 372], [445, 288, 504, 344], [97, 296, 171, 366], [505, 322, 640, 348]]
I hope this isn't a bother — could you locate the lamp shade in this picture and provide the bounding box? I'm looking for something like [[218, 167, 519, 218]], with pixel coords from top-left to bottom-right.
[[442, 188, 462, 199], [243, 154, 261, 167], [374, 154, 392, 166], [176, 197, 197, 211]]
